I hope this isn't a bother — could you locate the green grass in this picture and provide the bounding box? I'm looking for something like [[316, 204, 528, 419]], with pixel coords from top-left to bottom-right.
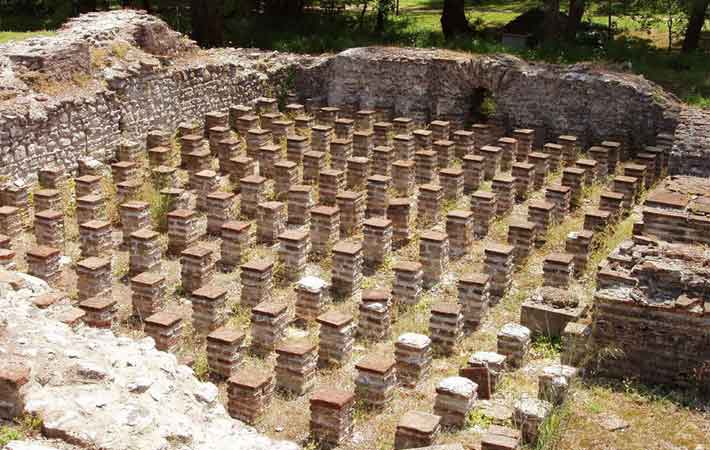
[[0, 30, 55, 44]]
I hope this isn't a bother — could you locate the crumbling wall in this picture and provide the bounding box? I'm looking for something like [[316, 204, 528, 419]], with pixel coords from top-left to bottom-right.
[[668, 107, 710, 177]]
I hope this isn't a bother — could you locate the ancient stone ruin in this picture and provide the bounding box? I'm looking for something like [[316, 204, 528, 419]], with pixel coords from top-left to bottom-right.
[[1, 9, 709, 450]]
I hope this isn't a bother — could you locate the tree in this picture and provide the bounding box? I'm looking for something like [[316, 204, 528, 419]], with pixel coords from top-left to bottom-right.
[[543, 0, 561, 42], [191, 0, 224, 47], [566, 0, 586, 40], [682, 0, 709, 52], [441, 0, 471, 40]]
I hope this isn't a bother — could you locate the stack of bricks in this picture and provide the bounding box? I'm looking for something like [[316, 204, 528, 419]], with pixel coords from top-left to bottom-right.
[[332, 241, 362, 299], [583, 209, 611, 233], [295, 115, 314, 134], [319, 169, 345, 206], [576, 159, 598, 186], [287, 135, 309, 165], [130, 272, 165, 318], [278, 229, 309, 281], [227, 370, 273, 425], [77, 257, 111, 300], [257, 201, 286, 246], [612, 176, 639, 210], [598, 191, 625, 221], [39, 165, 68, 190], [393, 117, 414, 136], [311, 206, 340, 256], [458, 274, 490, 330], [484, 244, 515, 302], [220, 221, 250, 270], [363, 218, 392, 269], [473, 123, 495, 148], [207, 327, 245, 379], [527, 200, 555, 244], [429, 302, 463, 355], [151, 166, 177, 189], [507, 220, 536, 265], [311, 125, 333, 154], [206, 191, 235, 235], [34, 210, 64, 249], [356, 110, 376, 131], [193, 170, 219, 212], [160, 188, 189, 213], [453, 130, 474, 158], [589, 146, 610, 178], [144, 312, 182, 352], [260, 113, 282, 133], [624, 164, 647, 192], [180, 245, 215, 294], [331, 139, 353, 171], [358, 290, 392, 341], [271, 119, 294, 144], [565, 230, 594, 276], [419, 231, 449, 288], [392, 261, 423, 307], [246, 129, 272, 160], [415, 150, 437, 185], [492, 175, 515, 216], [365, 175, 390, 218], [601, 140, 621, 173], [471, 191, 496, 237], [148, 146, 171, 168], [373, 122, 393, 147], [542, 253, 575, 288], [538, 365, 578, 405], [229, 156, 255, 191], [545, 185, 571, 222], [116, 179, 142, 205], [394, 411, 441, 450], [557, 135, 578, 166], [413, 129, 433, 151], [240, 258, 273, 309], [497, 323, 531, 368], [346, 156, 369, 190], [561, 167, 586, 208], [418, 184, 444, 227], [119, 201, 150, 248], [303, 151, 325, 185], [111, 161, 138, 183], [34, 189, 62, 212], [446, 210, 473, 258], [318, 107, 339, 126], [439, 168, 464, 201], [240, 175, 266, 219], [288, 185, 314, 226], [434, 140, 454, 169], [512, 162, 535, 201], [395, 333, 431, 387], [191, 286, 227, 334], [430, 120, 450, 141], [388, 198, 412, 246], [528, 152, 550, 189], [128, 229, 161, 275], [216, 137, 240, 174], [177, 121, 201, 138], [463, 154, 485, 193], [309, 389, 355, 449], [513, 397, 552, 446], [543, 143, 563, 171], [372, 146, 394, 177], [480, 145, 502, 180], [497, 137, 518, 171], [354, 354, 397, 408], [79, 220, 112, 257], [317, 310, 355, 367], [336, 191, 365, 237], [0, 248, 15, 270], [0, 206, 23, 236], [393, 134, 415, 160], [635, 152, 657, 188], [26, 246, 61, 286], [275, 340, 318, 396], [250, 301, 288, 354], [335, 118, 354, 140], [434, 376, 477, 427], [295, 276, 328, 323], [74, 175, 102, 198], [392, 160, 415, 195], [79, 296, 117, 329], [167, 209, 201, 255], [461, 351, 506, 400], [76, 194, 105, 225], [353, 130, 374, 159]]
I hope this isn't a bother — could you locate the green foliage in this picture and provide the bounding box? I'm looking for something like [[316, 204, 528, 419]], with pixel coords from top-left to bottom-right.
[[0, 426, 22, 447], [534, 401, 571, 450], [192, 351, 210, 381], [530, 335, 562, 359], [465, 407, 493, 429]]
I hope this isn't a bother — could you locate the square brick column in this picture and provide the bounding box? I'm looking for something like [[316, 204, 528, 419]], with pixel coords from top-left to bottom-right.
[[0, 363, 29, 419], [319, 169, 345, 206], [497, 137, 518, 171], [219, 221, 250, 270], [414, 150, 437, 185], [346, 156, 370, 190], [635, 152, 657, 187], [111, 161, 138, 184], [429, 302, 463, 355], [228, 156, 255, 192], [151, 166, 177, 190], [393, 117, 414, 135], [373, 122, 393, 147], [39, 165, 68, 190], [528, 152, 550, 189], [257, 201, 286, 245], [278, 229, 309, 281], [335, 118, 355, 140], [355, 354, 396, 408], [208, 126, 231, 156], [160, 188, 189, 214], [543, 252, 575, 288], [365, 175, 391, 218], [0, 206, 22, 237], [453, 130, 474, 158], [480, 145, 502, 180], [392, 261, 423, 308], [317, 107, 339, 126], [434, 376, 477, 427], [317, 311, 355, 367], [34, 189, 62, 212], [275, 340, 317, 396], [462, 351, 506, 399], [0, 234, 10, 249], [183, 150, 211, 187], [623, 164, 647, 192], [588, 146, 610, 178], [419, 230, 449, 288], [527, 200, 555, 246], [75, 175, 103, 198], [332, 241, 363, 299], [507, 220, 536, 265], [430, 120, 450, 141], [79, 296, 117, 329], [34, 209, 64, 249], [119, 201, 150, 247], [358, 290, 392, 341], [372, 145, 395, 177], [492, 175, 515, 216], [473, 123, 495, 148], [484, 244, 515, 302], [417, 184, 442, 227], [462, 154, 484, 193], [471, 191, 497, 238], [206, 326, 244, 379], [497, 323, 531, 368], [481, 426, 521, 450], [180, 245, 215, 293], [413, 129, 433, 152], [26, 245, 61, 286], [439, 168, 463, 202], [0, 248, 16, 270], [601, 140, 621, 173], [311, 124, 334, 154], [446, 210, 473, 258], [363, 217, 392, 269], [576, 159, 598, 185], [395, 333, 431, 387], [246, 128, 272, 159], [231, 104, 253, 127], [129, 228, 161, 275], [353, 130, 374, 158], [240, 175, 266, 219], [356, 109, 376, 131], [271, 119, 295, 144], [177, 121, 201, 137], [295, 115, 315, 134], [310, 389, 355, 449], [191, 285, 227, 333], [458, 274, 490, 330], [295, 276, 328, 323], [130, 272, 165, 318], [561, 167, 586, 208], [215, 137, 240, 174], [311, 205, 340, 256], [116, 180, 142, 205], [392, 160, 415, 196], [433, 140, 454, 169], [167, 209, 200, 255], [258, 144, 281, 179], [79, 220, 112, 257], [227, 369, 273, 425], [612, 176, 639, 210], [193, 170, 219, 212], [240, 258, 273, 309], [148, 147, 171, 168], [144, 312, 182, 352], [331, 138, 353, 171], [512, 162, 535, 201], [303, 151, 325, 185], [388, 198, 413, 246], [583, 209, 611, 233], [336, 191, 365, 237], [394, 134, 415, 160], [512, 129, 534, 161], [557, 135, 579, 166], [565, 229, 593, 276], [395, 411, 441, 450], [286, 134, 310, 165], [599, 190, 625, 220], [205, 110, 229, 134], [287, 185, 314, 226], [206, 191, 235, 235], [250, 301, 288, 354], [545, 185, 571, 222], [543, 143, 563, 171]]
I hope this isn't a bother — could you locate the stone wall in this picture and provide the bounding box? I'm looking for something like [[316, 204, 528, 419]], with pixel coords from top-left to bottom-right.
[[668, 107, 710, 176]]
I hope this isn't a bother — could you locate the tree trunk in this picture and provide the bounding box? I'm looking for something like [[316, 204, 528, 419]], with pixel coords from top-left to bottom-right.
[[543, 0, 561, 42], [375, 4, 386, 33], [143, 0, 152, 13], [565, 0, 586, 40], [441, 0, 470, 40], [191, 0, 224, 47], [682, 0, 709, 52], [77, 0, 97, 13]]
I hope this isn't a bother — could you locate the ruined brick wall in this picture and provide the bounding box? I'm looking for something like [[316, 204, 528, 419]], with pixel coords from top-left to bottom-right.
[[668, 107, 710, 177]]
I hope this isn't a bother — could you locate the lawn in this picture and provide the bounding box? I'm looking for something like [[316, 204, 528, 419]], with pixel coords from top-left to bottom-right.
[[0, 30, 55, 44]]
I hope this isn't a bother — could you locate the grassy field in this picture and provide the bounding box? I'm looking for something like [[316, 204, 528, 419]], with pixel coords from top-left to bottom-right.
[[0, 30, 55, 44]]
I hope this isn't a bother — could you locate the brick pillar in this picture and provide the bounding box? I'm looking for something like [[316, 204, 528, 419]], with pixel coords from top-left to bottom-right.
[[439, 168, 463, 202], [497, 323, 531, 368], [229, 156, 255, 192], [167, 209, 201, 255], [180, 245, 215, 293], [258, 144, 281, 179], [144, 312, 182, 352], [414, 150, 437, 185], [528, 152, 550, 189], [527, 200, 555, 246], [601, 140, 621, 174], [0, 248, 15, 270], [363, 218, 392, 269], [240, 258, 273, 308], [512, 162, 535, 201], [417, 184, 442, 227], [278, 229, 310, 281], [372, 146, 394, 177], [311, 206, 340, 256], [358, 290, 392, 341], [34, 209, 64, 249], [434, 376, 476, 427], [191, 285, 227, 333], [462, 154, 484, 193], [419, 230, 449, 289], [220, 221, 250, 270], [151, 166, 177, 190], [240, 175, 266, 219], [257, 201, 286, 245], [388, 198, 413, 246], [335, 118, 355, 140], [561, 167, 586, 208], [458, 274, 490, 330], [75, 175, 102, 198], [216, 137, 241, 174], [208, 126, 231, 156], [575, 159, 598, 186], [480, 145, 502, 180], [77, 256, 112, 301], [275, 340, 318, 396], [599, 190, 625, 219], [287, 134, 310, 165], [159, 188, 189, 214], [271, 119, 294, 144], [177, 121, 201, 137], [543, 252, 575, 288], [295, 115, 315, 134], [583, 209, 611, 233], [207, 327, 245, 379], [393, 117, 414, 135], [394, 134, 415, 160], [231, 104, 253, 128], [26, 245, 61, 286], [246, 128, 272, 160], [471, 191, 496, 238], [205, 110, 229, 134], [295, 276, 328, 323], [309, 389, 355, 448], [353, 130, 374, 158], [331, 139, 353, 171], [543, 143, 563, 171], [39, 165, 68, 190], [206, 191, 235, 235], [148, 147, 172, 168], [250, 301, 288, 354], [392, 160, 415, 195], [356, 110, 376, 131], [484, 244, 515, 302], [311, 124, 334, 154], [365, 175, 391, 219], [453, 130, 474, 158], [129, 229, 161, 275], [288, 185, 314, 226], [79, 220, 112, 257], [433, 140, 454, 169], [111, 161, 138, 183], [116, 180, 142, 205], [428, 120, 448, 141], [462, 351, 506, 400], [79, 296, 117, 329], [588, 146, 610, 179], [557, 135, 578, 166], [492, 175, 515, 216], [413, 129, 433, 152], [256, 97, 278, 114], [0, 206, 22, 236], [183, 149, 211, 186], [623, 164, 647, 192], [317, 107, 339, 126], [512, 129, 534, 161], [346, 156, 370, 191], [0, 234, 10, 249], [75, 194, 106, 223], [194, 170, 219, 212], [317, 310, 355, 367], [473, 123, 495, 148], [332, 241, 363, 299], [227, 369, 273, 425], [497, 137, 518, 171], [34, 189, 62, 212], [446, 210, 473, 258], [565, 229, 594, 276], [130, 272, 165, 318], [336, 190, 365, 237], [545, 185, 572, 222], [303, 151, 325, 185], [394, 412, 441, 450], [373, 122, 393, 147], [119, 201, 150, 248], [507, 220, 536, 265], [429, 302, 463, 355], [395, 333, 431, 387], [612, 176, 639, 210], [355, 354, 396, 408], [319, 169, 345, 206]]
